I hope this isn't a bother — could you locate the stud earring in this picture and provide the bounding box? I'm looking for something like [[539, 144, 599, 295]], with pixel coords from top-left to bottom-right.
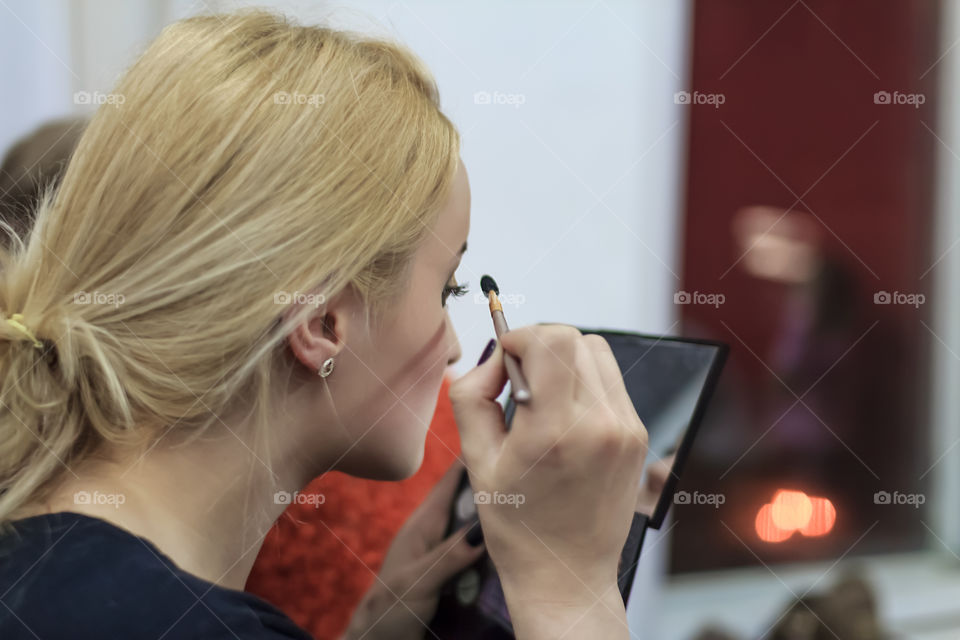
[[318, 357, 335, 378]]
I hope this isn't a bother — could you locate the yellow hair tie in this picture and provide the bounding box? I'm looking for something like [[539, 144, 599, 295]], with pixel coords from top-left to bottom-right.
[[6, 313, 43, 350]]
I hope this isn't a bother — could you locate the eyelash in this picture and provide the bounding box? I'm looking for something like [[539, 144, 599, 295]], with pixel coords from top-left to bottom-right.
[[442, 281, 469, 307]]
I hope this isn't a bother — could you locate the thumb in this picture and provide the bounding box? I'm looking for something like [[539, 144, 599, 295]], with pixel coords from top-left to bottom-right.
[[448, 338, 509, 465], [409, 523, 486, 596]]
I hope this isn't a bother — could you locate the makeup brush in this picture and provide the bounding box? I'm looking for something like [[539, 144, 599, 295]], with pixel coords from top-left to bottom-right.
[[480, 275, 532, 403]]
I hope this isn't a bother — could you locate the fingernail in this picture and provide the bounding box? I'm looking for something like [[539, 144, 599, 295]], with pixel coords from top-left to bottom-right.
[[477, 338, 496, 365], [466, 521, 484, 547]]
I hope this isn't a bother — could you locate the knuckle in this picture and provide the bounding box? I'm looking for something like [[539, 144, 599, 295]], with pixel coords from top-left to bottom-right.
[[538, 323, 581, 342], [537, 324, 581, 360], [582, 333, 613, 355], [587, 401, 620, 431], [558, 324, 585, 342], [579, 405, 623, 452], [592, 424, 624, 458], [540, 433, 574, 466], [625, 423, 648, 458]]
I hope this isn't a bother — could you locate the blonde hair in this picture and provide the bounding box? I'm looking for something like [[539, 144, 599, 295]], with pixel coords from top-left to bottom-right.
[[0, 9, 460, 525]]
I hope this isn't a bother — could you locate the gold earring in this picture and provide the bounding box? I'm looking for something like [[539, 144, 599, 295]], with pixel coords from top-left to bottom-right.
[[318, 357, 335, 378]]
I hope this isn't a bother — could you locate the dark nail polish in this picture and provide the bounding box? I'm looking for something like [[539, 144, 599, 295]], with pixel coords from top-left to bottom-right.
[[466, 521, 484, 547], [477, 338, 496, 365]]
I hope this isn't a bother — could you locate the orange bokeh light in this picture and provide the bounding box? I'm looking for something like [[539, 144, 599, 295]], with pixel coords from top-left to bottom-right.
[[799, 497, 836, 537], [755, 490, 835, 542], [755, 503, 794, 542], [771, 490, 813, 530]]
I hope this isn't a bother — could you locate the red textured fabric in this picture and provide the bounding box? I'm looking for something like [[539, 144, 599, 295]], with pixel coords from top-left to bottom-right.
[[245, 375, 461, 639]]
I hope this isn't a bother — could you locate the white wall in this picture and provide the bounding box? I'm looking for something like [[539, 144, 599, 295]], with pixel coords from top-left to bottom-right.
[[0, 0, 206, 153], [0, 0, 73, 154]]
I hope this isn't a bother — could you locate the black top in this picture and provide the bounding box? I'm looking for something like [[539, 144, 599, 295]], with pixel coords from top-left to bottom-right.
[[0, 511, 314, 639]]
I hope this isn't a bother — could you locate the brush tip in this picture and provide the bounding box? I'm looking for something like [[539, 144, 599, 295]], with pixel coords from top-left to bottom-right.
[[480, 275, 499, 296]]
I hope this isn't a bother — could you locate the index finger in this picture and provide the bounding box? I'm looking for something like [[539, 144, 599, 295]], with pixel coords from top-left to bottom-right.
[[499, 324, 581, 406]]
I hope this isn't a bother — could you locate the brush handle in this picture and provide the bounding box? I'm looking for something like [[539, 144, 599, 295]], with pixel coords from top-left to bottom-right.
[[491, 310, 532, 403]]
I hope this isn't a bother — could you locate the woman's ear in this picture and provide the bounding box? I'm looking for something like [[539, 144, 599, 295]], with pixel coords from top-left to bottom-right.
[[285, 290, 352, 373]]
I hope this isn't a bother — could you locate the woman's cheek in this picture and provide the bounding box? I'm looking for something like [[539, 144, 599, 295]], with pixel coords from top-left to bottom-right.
[[411, 323, 451, 422]]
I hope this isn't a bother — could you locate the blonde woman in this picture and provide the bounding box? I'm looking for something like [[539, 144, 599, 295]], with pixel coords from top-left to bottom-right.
[[0, 10, 648, 639]]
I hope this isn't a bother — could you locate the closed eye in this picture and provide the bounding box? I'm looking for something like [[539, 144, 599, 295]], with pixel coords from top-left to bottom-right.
[[442, 282, 469, 307]]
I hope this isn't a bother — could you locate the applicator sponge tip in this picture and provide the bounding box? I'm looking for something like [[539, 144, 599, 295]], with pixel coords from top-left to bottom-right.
[[480, 275, 499, 296]]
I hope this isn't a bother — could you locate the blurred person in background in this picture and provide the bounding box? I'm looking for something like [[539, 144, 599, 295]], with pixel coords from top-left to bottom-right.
[[0, 117, 86, 244]]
